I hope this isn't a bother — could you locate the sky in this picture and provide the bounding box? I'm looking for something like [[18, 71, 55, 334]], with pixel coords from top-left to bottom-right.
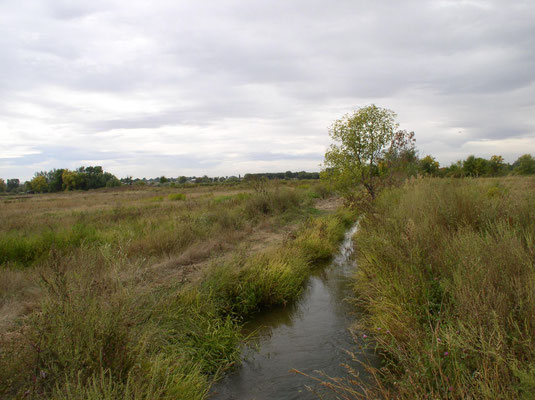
[[1, 0, 534, 181]]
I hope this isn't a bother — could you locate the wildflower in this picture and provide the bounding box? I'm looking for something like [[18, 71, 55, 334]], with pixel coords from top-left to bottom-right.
[[444, 351, 449, 356], [362, 334, 367, 339]]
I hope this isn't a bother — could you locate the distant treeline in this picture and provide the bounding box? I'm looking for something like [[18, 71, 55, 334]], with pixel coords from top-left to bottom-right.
[[0, 168, 320, 193], [0, 166, 121, 194], [419, 153, 535, 177], [1, 155, 533, 194], [244, 171, 320, 180]]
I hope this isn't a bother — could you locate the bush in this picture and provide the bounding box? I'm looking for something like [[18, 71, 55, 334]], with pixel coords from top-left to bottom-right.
[[168, 193, 186, 201]]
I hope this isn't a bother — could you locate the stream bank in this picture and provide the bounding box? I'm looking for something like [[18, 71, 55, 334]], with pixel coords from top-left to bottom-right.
[[210, 222, 378, 399]]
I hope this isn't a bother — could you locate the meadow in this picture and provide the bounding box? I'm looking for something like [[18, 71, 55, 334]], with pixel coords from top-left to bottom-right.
[[0, 180, 357, 399], [3, 176, 533, 399], [346, 176, 535, 399]]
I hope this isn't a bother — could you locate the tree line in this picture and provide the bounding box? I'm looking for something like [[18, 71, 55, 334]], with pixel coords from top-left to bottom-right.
[[419, 153, 535, 177], [0, 169, 322, 194], [0, 166, 121, 194]]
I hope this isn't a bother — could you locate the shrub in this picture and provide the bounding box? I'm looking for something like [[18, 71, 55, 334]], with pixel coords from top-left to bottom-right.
[[168, 193, 186, 201]]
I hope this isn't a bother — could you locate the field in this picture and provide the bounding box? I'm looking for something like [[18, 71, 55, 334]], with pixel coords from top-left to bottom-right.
[[349, 177, 535, 399], [3, 176, 534, 399], [0, 181, 356, 399]]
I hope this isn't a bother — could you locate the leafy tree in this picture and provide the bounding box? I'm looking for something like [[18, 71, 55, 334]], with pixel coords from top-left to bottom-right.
[[380, 129, 418, 180], [30, 175, 48, 193], [463, 155, 489, 177], [62, 170, 78, 190], [322, 104, 406, 199], [178, 176, 187, 184], [445, 161, 464, 178], [488, 155, 506, 176], [105, 174, 121, 187], [159, 176, 168, 184], [0, 178, 5, 192], [7, 179, 20, 192], [47, 169, 65, 192], [419, 155, 440, 176], [513, 154, 535, 175]]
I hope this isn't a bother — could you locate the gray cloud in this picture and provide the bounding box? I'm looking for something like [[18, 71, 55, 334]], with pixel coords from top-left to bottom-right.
[[1, 0, 534, 180]]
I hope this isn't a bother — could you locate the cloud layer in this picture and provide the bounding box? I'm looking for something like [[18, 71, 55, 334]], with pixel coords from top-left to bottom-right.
[[2, 0, 534, 180]]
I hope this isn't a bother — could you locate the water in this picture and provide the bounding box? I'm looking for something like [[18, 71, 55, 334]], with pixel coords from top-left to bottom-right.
[[210, 222, 378, 400]]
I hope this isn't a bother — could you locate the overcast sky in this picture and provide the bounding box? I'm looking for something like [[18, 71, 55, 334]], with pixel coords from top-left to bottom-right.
[[1, 0, 534, 180]]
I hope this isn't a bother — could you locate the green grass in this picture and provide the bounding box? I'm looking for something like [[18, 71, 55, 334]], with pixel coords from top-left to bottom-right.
[[349, 177, 535, 399], [167, 193, 186, 201], [0, 185, 353, 399]]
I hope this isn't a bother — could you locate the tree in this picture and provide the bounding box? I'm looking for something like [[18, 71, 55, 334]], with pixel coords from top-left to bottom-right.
[[47, 169, 65, 192], [0, 178, 5, 192], [30, 175, 48, 193], [322, 105, 405, 199], [463, 155, 488, 177], [419, 155, 440, 176], [62, 170, 78, 190], [7, 179, 20, 192], [488, 155, 506, 176], [513, 154, 535, 175]]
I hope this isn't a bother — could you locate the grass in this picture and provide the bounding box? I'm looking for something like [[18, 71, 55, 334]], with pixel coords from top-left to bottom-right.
[[345, 177, 535, 399], [0, 182, 348, 399]]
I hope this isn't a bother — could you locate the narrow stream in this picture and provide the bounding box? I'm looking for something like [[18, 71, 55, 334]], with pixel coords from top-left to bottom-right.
[[210, 222, 378, 400]]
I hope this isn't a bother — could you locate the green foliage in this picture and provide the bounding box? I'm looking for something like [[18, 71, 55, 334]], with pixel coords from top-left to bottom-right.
[[352, 178, 535, 399], [203, 210, 355, 318], [30, 175, 48, 193], [419, 155, 439, 176], [6, 179, 19, 192], [322, 105, 417, 200], [167, 193, 186, 201], [203, 248, 309, 318], [488, 155, 506, 176], [463, 154, 489, 177], [0, 178, 6, 192], [0, 224, 102, 267], [323, 105, 398, 199], [514, 154, 535, 175]]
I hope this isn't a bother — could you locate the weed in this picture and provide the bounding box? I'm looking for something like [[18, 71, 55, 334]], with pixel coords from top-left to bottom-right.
[[348, 177, 535, 399]]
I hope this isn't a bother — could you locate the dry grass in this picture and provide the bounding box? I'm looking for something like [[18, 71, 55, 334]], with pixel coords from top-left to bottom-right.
[[345, 176, 535, 399], [0, 181, 347, 399]]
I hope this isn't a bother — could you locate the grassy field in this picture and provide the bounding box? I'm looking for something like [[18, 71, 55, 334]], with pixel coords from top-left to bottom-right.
[[348, 177, 535, 399], [0, 180, 357, 399]]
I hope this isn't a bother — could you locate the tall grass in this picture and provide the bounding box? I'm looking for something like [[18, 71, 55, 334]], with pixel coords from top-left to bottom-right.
[[349, 177, 535, 399], [0, 184, 352, 399]]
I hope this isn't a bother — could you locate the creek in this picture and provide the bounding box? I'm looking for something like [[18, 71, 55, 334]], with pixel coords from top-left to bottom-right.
[[210, 222, 377, 400]]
